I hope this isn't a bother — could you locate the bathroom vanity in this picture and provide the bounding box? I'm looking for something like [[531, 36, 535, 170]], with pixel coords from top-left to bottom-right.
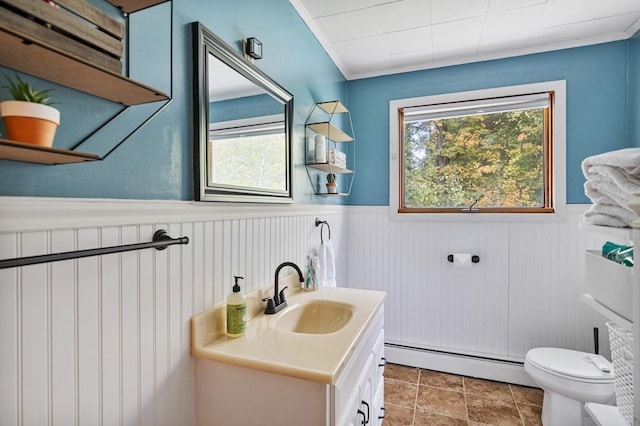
[[191, 282, 386, 425]]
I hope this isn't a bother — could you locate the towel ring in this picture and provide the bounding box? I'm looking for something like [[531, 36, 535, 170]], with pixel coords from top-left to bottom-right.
[[315, 218, 331, 243]]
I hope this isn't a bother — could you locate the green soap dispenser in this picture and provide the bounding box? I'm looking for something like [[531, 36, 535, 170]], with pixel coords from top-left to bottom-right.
[[226, 276, 247, 337]]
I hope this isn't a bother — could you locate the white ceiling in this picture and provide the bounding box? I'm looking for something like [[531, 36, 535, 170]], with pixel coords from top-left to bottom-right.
[[289, 0, 640, 80]]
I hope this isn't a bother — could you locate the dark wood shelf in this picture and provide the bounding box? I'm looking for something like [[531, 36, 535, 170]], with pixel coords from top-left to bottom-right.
[[0, 28, 168, 106], [0, 0, 170, 166], [106, 0, 168, 14], [0, 139, 101, 165]]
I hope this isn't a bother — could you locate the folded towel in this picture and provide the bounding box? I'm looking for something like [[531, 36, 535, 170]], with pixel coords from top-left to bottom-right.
[[583, 165, 640, 192], [319, 240, 336, 287], [583, 203, 635, 227], [584, 180, 639, 212], [582, 148, 640, 176]]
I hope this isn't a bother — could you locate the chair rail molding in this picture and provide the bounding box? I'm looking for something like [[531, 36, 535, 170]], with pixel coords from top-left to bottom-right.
[[0, 197, 346, 233]]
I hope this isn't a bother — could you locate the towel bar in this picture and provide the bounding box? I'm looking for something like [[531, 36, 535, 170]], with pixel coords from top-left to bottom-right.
[[0, 229, 189, 270]]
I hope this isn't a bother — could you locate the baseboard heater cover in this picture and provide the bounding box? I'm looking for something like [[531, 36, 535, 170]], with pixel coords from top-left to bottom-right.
[[384, 343, 537, 388]]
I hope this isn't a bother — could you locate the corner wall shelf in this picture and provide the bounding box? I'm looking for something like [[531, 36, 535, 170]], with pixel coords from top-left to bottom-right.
[[0, 139, 101, 165], [305, 100, 355, 196], [306, 122, 353, 142], [305, 162, 353, 174]]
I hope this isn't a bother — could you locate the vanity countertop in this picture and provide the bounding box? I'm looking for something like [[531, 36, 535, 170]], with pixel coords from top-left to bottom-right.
[[190, 282, 385, 385]]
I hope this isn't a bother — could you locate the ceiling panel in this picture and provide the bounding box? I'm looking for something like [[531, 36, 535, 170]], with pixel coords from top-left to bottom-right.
[[289, 0, 640, 80]]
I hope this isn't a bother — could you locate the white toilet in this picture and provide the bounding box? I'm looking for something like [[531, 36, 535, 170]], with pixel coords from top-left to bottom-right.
[[524, 347, 616, 426]]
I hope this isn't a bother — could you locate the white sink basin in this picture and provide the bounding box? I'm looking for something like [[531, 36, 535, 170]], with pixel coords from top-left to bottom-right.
[[274, 300, 355, 334]]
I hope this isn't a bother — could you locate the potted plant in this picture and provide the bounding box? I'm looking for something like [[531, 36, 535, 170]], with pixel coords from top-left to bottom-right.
[[326, 172, 338, 194], [1, 74, 59, 147]]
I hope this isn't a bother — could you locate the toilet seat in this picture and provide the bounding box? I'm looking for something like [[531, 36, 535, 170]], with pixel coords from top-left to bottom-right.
[[526, 348, 615, 384]]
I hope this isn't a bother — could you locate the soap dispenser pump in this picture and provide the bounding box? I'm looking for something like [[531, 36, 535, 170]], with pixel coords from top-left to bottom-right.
[[226, 276, 247, 337]]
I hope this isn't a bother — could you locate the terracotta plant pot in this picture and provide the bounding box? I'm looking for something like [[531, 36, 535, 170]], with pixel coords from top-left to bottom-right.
[[326, 182, 338, 194], [0, 100, 60, 148]]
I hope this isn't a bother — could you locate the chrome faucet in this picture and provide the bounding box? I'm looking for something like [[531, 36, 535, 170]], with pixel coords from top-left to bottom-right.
[[264, 261, 304, 314]]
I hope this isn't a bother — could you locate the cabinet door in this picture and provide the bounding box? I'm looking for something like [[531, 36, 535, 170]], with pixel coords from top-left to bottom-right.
[[338, 352, 373, 425], [370, 328, 385, 425], [372, 380, 385, 426], [360, 376, 373, 425]]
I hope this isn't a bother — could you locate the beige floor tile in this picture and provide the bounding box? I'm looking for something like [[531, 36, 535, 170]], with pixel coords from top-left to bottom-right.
[[386, 363, 420, 383], [420, 370, 464, 392], [416, 386, 468, 420], [384, 364, 542, 426], [466, 394, 522, 426], [464, 377, 514, 403], [386, 379, 418, 408], [517, 403, 543, 426], [510, 385, 543, 407], [414, 409, 469, 425], [382, 404, 415, 426]]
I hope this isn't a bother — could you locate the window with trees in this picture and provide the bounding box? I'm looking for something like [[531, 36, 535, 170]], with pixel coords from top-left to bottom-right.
[[209, 114, 287, 192], [390, 82, 566, 215]]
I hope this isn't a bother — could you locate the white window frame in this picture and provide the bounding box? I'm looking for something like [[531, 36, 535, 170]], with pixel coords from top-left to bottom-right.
[[389, 80, 566, 222]]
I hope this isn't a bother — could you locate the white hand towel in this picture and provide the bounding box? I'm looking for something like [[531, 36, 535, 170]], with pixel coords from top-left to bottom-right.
[[582, 148, 640, 176], [319, 240, 336, 287], [583, 203, 636, 227], [584, 180, 639, 212]]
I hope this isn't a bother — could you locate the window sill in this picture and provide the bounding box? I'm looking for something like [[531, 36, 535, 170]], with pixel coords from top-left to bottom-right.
[[389, 207, 567, 223]]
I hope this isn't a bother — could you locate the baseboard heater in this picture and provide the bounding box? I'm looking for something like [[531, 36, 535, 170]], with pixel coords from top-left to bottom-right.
[[384, 342, 537, 387]]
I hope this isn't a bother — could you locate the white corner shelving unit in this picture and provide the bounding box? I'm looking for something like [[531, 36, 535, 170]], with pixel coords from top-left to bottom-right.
[[304, 101, 354, 196], [580, 222, 637, 425]]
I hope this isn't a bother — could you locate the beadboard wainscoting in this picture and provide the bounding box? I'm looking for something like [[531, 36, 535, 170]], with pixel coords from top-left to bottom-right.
[[0, 197, 347, 426], [0, 198, 628, 424], [346, 205, 626, 385]]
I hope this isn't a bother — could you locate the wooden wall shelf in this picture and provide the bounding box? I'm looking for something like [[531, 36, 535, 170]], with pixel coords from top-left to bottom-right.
[[106, 0, 168, 14], [0, 30, 168, 106], [0, 0, 171, 165], [0, 0, 170, 105], [0, 139, 101, 165]]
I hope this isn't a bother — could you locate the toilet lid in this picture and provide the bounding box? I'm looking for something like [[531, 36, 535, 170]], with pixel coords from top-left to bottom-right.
[[526, 348, 615, 381]]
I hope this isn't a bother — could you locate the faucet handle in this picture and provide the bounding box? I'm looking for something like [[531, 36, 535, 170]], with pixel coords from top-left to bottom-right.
[[262, 297, 275, 312], [278, 286, 288, 303]]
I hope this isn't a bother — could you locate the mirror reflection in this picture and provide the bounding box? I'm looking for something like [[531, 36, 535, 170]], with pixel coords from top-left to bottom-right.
[[207, 54, 287, 192], [193, 22, 293, 203]]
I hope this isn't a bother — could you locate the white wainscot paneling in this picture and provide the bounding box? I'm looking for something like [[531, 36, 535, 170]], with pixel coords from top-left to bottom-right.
[[0, 197, 346, 426], [348, 210, 510, 358], [347, 206, 615, 383]]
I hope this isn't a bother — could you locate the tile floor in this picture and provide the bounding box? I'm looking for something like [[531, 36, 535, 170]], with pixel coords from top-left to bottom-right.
[[383, 363, 544, 426]]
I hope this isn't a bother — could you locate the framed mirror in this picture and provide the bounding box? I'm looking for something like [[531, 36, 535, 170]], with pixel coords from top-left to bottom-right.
[[192, 22, 294, 203]]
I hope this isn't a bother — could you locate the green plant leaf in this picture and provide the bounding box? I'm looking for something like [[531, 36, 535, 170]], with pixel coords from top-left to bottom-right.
[[2, 74, 56, 106]]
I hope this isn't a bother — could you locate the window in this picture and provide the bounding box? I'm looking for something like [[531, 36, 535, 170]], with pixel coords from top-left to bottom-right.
[[390, 81, 566, 217], [209, 114, 287, 193]]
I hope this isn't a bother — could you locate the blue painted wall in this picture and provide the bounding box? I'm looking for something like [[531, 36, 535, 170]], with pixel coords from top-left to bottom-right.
[[0, 0, 346, 203], [630, 32, 640, 147], [346, 42, 631, 206], [1, 1, 637, 206]]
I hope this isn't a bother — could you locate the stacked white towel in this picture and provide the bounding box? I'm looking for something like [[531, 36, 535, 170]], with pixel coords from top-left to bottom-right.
[[582, 148, 640, 227]]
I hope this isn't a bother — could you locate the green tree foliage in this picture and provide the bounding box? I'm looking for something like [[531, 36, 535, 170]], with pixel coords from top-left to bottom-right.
[[404, 108, 544, 208], [210, 134, 286, 191]]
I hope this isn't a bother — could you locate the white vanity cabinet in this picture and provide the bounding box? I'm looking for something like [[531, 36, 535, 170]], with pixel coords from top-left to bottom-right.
[[334, 308, 385, 426], [194, 301, 385, 426]]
